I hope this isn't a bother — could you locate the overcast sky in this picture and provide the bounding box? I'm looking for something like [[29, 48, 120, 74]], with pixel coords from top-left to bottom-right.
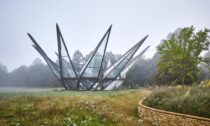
[[0, 0, 210, 71]]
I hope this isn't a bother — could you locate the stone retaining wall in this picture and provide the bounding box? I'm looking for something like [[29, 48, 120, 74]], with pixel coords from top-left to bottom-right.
[[138, 98, 210, 126]]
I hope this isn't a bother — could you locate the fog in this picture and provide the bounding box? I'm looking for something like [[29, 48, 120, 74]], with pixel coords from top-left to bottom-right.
[[1, 0, 210, 71], [1, 50, 209, 89], [0, 87, 54, 93], [1, 0, 210, 89]]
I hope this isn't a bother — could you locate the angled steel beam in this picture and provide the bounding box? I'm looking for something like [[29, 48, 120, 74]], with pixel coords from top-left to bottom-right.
[[102, 35, 148, 79], [56, 24, 78, 89], [104, 46, 150, 90], [121, 46, 150, 77], [28, 24, 150, 90], [100, 35, 148, 90], [79, 25, 112, 90], [32, 45, 61, 77], [28, 33, 61, 78]]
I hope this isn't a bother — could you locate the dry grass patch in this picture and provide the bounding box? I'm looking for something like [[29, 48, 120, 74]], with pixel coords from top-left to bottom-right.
[[0, 88, 151, 126]]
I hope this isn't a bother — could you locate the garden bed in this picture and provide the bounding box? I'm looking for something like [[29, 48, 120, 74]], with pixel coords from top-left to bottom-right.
[[143, 84, 210, 118]]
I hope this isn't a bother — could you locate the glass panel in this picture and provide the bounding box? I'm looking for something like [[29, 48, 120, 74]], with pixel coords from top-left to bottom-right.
[[59, 35, 77, 78], [61, 57, 76, 78], [102, 35, 149, 80], [101, 80, 113, 89], [64, 80, 77, 90], [103, 47, 135, 79], [107, 51, 133, 78], [105, 80, 123, 90], [82, 55, 103, 77], [106, 58, 112, 68], [80, 80, 95, 89], [80, 29, 109, 78], [120, 46, 150, 77]]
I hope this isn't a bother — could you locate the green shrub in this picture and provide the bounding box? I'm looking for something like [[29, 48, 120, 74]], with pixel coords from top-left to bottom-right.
[[143, 85, 210, 118]]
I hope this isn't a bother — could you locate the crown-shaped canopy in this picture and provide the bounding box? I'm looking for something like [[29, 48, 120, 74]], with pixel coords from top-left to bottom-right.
[[28, 24, 149, 90]]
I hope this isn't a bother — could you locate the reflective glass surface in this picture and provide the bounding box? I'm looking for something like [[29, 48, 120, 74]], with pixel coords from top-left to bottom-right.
[[59, 35, 77, 78], [107, 51, 133, 78], [81, 31, 109, 78]]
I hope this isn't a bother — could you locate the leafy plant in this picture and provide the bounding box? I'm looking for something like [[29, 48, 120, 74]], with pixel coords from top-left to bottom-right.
[[156, 26, 210, 85]]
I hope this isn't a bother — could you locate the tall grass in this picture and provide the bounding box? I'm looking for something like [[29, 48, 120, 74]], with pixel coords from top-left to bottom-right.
[[0, 89, 151, 126], [143, 83, 210, 118]]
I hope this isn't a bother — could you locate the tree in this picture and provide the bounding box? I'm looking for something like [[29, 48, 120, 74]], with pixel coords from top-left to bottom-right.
[[156, 26, 210, 85], [27, 58, 60, 87], [9, 58, 60, 87], [72, 50, 86, 73], [10, 65, 29, 87], [0, 63, 9, 86], [123, 53, 160, 88]]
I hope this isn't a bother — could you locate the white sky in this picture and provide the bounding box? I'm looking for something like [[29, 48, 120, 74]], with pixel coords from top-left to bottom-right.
[[0, 0, 210, 71]]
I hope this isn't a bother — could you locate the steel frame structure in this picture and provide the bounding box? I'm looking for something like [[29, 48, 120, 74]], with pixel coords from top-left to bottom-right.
[[28, 24, 149, 90]]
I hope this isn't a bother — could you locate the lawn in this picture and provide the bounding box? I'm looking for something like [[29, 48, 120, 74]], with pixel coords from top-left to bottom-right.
[[0, 88, 151, 126]]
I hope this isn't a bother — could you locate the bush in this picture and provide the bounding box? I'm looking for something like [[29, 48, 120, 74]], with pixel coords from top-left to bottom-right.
[[143, 83, 210, 118]]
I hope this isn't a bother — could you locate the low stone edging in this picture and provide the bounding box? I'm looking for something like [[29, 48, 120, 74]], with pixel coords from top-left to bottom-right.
[[138, 98, 210, 126]]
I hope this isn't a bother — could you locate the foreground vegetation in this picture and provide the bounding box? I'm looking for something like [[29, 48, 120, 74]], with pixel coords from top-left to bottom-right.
[[143, 81, 210, 118], [0, 89, 151, 126]]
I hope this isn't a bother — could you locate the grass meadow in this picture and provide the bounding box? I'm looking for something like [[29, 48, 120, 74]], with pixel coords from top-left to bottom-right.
[[0, 88, 151, 126]]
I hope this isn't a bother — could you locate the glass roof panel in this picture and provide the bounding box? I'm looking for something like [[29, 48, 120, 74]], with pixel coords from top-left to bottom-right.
[[57, 26, 77, 78], [80, 26, 111, 78]]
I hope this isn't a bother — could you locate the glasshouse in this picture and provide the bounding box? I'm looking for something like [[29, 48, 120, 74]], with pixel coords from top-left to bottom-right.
[[28, 24, 149, 90]]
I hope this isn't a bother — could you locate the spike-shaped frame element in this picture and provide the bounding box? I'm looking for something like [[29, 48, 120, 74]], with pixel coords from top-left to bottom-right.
[[28, 24, 149, 90], [56, 24, 79, 89], [27, 33, 61, 79], [103, 46, 150, 90], [79, 25, 112, 89], [98, 35, 149, 90]]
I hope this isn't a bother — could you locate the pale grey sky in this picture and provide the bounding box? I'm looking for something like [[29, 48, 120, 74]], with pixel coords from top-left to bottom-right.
[[0, 0, 210, 71]]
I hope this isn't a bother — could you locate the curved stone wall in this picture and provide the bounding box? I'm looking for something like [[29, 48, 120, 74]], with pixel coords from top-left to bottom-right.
[[138, 98, 210, 126]]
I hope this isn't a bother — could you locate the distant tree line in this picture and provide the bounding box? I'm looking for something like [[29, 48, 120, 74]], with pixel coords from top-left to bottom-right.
[[0, 26, 210, 88], [1, 49, 209, 88], [0, 58, 60, 87], [122, 53, 160, 88], [0, 50, 122, 87]]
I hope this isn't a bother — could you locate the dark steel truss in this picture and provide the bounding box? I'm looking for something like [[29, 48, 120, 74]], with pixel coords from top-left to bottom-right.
[[28, 24, 149, 90]]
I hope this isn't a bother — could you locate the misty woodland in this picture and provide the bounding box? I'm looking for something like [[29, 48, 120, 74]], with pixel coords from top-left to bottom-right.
[[1, 0, 210, 126]]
